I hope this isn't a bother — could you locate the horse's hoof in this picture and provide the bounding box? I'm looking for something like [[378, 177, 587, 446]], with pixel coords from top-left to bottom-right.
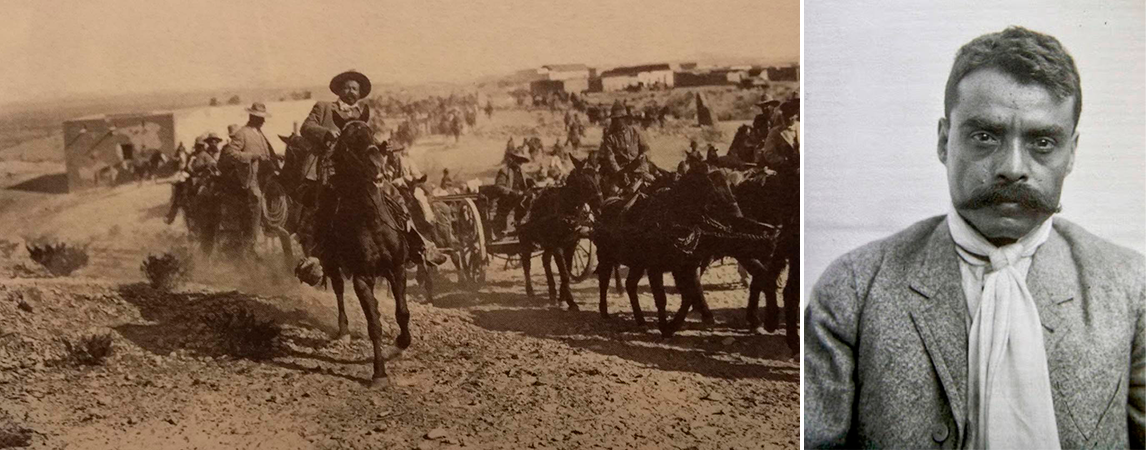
[[381, 345, 404, 360], [701, 316, 716, 326], [369, 377, 391, 389], [395, 333, 412, 350], [334, 333, 351, 343], [567, 303, 580, 312], [762, 322, 778, 333], [599, 312, 611, 320]]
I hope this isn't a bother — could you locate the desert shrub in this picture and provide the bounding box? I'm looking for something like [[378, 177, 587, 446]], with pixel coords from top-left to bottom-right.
[[141, 248, 192, 290], [59, 332, 115, 366], [204, 309, 280, 360], [25, 240, 88, 276]]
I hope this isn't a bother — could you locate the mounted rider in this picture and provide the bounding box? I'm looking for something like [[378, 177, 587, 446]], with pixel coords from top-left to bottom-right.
[[297, 70, 444, 266], [596, 101, 662, 199], [490, 146, 531, 241], [217, 102, 276, 258]]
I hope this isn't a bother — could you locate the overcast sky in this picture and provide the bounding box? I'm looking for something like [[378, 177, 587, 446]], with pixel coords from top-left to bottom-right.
[[0, 0, 797, 104]]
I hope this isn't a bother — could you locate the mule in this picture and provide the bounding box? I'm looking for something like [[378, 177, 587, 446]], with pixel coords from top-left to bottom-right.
[[516, 158, 602, 309], [592, 159, 748, 336]]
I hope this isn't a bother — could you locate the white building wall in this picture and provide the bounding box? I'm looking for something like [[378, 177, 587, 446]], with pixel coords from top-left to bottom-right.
[[172, 99, 316, 153]]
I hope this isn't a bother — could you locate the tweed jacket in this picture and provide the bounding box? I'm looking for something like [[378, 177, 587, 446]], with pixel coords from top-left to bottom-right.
[[299, 100, 371, 181], [218, 125, 273, 192], [804, 216, 1146, 449]]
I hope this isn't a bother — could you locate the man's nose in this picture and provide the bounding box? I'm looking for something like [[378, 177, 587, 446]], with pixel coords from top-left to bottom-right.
[[993, 137, 1029, 182]]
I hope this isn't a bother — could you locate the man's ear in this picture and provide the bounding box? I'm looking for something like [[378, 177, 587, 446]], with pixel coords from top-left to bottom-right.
[[937, 117, 950, 165]]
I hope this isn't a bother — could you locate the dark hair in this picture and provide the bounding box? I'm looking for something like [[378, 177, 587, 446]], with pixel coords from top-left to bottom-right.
[[944, 26, 1081, 126]]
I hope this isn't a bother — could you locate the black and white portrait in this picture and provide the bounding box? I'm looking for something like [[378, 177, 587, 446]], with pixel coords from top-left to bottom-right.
[[802, 0, 1144, 448]]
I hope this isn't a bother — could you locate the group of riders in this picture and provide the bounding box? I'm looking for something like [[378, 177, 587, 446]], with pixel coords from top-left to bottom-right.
[[164, 70, 448, 270], [163, 69, 799, 295]]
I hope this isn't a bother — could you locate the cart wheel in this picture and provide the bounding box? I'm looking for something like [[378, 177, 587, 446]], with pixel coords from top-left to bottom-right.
[[570, 238, 597, 283], [455, 198, 486, 286]]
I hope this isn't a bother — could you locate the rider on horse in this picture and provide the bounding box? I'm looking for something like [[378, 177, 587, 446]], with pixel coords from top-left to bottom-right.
[[296, 70, 444, 266], [217, 103, 277, 259], [596, 101, 666, 205], [490, 146, 531, 241]]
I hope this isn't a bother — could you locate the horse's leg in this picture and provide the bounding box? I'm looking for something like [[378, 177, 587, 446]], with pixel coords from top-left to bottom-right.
[[613, 266, 624, 295], [747, 275, 763, 331], [663, 267, 699, 338], [597, 255, 612, 319], [692, 264, 716, 325], [783, 244, 799, 354], [648, 270, 668, 331], [624, 265, 645, 325], [389, 266, 412, 351], [553, 246, 577, 311], [351, 275, 389, 387], [521, 244, 535, 300], [277, 229, 294, 272], [418, 262, 434, 305], [541, 250, 557, 303], [762, 259, 782, 333], [328, 268, 350, 341]]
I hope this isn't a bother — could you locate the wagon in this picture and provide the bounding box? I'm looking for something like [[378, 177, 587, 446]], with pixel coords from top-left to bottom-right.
[[428, 188, 596, 286]]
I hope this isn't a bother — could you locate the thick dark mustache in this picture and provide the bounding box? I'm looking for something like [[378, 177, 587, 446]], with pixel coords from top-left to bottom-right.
[[957, 183, 1060, 214]]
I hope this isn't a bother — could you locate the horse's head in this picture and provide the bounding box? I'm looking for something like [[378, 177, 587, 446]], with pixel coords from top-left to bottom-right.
[[677, 159, 743, 219], [332, 121, 384, 182], [565, 156, 602, 214]]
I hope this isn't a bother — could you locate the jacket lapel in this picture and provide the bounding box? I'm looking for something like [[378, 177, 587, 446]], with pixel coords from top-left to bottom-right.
[[1026, 227, 1105, 440], [907, 220, 970, 436], [1026, 228, 1076, 353]]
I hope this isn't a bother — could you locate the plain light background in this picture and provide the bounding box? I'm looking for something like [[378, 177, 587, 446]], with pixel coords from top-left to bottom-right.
[[803, 0, 1146, 298]]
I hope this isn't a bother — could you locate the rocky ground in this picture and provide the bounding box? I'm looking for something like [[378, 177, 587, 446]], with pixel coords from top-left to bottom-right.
[[0, 108, 798, 450]]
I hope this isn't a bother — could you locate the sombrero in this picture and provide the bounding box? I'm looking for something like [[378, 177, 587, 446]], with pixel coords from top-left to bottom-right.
[[245, 102, 271, 118], [507, 146, 531, 162], [756, 93, 781, 108], [609, 101, 627, 117], [330, 70, 372, 97]]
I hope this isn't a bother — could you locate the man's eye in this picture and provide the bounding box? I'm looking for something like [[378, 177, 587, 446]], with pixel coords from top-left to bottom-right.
[[1031, 137, 1057, 151], [969, 132, 998, 145]]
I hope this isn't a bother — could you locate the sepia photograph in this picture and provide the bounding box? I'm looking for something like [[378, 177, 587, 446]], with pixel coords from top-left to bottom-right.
[[0, 0, 799, 448], [803, 0, 1144, 448]]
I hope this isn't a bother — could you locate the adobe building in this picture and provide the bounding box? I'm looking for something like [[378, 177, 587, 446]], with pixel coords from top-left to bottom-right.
[[62, 100, 315, 192]]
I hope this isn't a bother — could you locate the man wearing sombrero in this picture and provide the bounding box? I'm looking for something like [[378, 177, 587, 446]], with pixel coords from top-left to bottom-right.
[[490, 145, 531, 240], [596, 100, 657, 198], [219, 102, 276, 257], [298, 70, 373, 186]]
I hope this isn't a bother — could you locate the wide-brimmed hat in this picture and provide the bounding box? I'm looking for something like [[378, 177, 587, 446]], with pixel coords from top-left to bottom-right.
[[609, 101, 627, 117], [756, 93, 781, 108], [245, 102, 271, 118], [227, 124, 240, 136], [330, 70, 372, 97], [194, 134, 207, 146], [506, 146, 531, 162], [204, 132, 223, 142]]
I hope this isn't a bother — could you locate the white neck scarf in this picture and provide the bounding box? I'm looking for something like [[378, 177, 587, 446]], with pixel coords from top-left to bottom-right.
[[947, 211, 1059, 450]]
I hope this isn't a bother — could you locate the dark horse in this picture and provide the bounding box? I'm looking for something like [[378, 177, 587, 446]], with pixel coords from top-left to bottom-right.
[[593, 159, 750, 336], [278, 132, 436, 305], [312, 120, 411, 388], [728, 166, 799, 351], [516, 158, 602, 309]]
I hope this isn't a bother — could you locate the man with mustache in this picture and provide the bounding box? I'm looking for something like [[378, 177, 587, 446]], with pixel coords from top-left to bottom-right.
[[804, 27, 1144, 449]]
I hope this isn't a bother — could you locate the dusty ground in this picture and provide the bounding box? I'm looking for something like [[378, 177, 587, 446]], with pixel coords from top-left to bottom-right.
[[0, 108, 798, 450]]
